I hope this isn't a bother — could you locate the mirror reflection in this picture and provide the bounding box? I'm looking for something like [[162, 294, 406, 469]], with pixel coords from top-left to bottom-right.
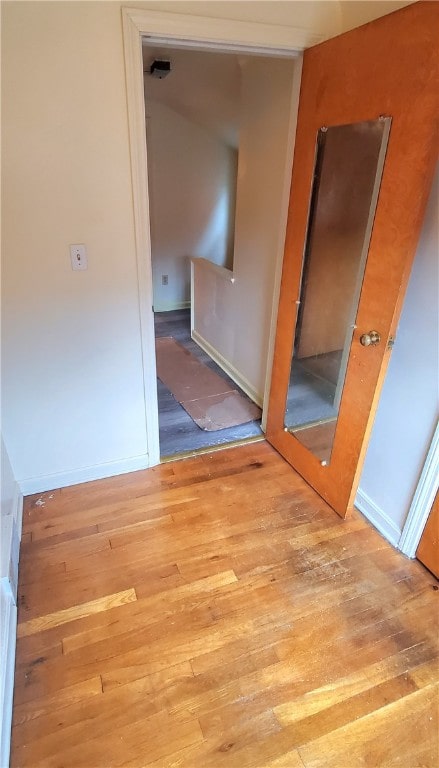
[[284, 118, 391, 464]]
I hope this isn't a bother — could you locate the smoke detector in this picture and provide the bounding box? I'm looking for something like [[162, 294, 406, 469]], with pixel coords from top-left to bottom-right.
[[149, 60, 171, 79]]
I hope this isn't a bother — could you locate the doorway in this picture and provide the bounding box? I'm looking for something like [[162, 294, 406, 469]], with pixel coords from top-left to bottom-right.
[[123, 6, 438, 526], [142, 41, 298, 459], [122, 8, 315, 468]]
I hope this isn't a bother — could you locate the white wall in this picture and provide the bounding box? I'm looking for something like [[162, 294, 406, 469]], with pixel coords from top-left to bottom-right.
[[146, 99, 237, 311], [192, 56, 297, 403], [1, 2, 150, 492], [356, 168, 439, 545]]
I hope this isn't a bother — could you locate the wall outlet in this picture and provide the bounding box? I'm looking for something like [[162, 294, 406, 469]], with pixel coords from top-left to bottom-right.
[[162, 274, 168, 286], [70, 244, 88, 271]]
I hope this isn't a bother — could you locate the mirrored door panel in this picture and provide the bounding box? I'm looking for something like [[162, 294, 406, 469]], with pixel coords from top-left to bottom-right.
[[284, 118, 391, 464]]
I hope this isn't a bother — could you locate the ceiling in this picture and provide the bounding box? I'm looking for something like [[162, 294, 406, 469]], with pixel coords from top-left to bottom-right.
[[143, 44, 246, 147]]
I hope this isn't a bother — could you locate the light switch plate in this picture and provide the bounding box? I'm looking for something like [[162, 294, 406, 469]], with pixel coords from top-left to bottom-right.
[[70, 244, 88, 271]]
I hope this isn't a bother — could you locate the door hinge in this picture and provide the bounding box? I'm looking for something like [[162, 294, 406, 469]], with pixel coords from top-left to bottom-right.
[[387, 335, 396, 350]]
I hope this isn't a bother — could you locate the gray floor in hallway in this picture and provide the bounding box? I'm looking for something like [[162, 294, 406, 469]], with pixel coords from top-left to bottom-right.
[[154, 309, 263, 457]]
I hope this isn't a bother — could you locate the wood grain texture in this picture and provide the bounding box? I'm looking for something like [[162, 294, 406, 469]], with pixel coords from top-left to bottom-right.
[[417, 490, 439, 578], [266, 1, 439, 517], [17, 589, 137, 638], [11, 442, 439, 767]]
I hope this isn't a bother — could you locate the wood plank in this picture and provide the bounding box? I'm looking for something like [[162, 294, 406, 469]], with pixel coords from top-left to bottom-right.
[[17, 589, 137, 638], [15, 664, 196, 765], [13, 676, 103, 726], [264, 754, 306, 768], [298, 684, 438, 768], [18, 560, 66, 589], [13, 662, 193, 755], [200, 673, 418, 749], [17, 561, 181, 626], [273, 644, 433, 726], [18, 708, 204, 768], [62, 570, 238, 654]]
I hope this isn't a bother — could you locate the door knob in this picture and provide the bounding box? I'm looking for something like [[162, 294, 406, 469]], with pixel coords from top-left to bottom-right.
[[360, 330, 381, 347]]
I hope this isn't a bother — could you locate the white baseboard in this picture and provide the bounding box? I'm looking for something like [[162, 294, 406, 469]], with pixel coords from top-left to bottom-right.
[[192, 329, 263, 408], [13, 485, 24, 541], [355, 488, 401, 548], [18, 454, 149, 496], [153, 301, 191, 312], [0, 578, 17, 768]]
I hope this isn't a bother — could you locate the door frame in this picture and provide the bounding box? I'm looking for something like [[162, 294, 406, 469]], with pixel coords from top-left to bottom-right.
[[121, 7, 323, 466]]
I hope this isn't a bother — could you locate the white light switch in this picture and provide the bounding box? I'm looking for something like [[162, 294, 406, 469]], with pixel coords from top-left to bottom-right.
[[70, 244, 88, 271]]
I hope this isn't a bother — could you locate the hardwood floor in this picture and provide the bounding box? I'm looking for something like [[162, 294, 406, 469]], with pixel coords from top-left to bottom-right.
[[12, 442, 439, 767], [155, 310, 262, 458]]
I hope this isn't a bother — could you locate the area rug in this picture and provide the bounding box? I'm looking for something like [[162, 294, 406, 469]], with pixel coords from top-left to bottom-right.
[[155, 337, 261, 431]]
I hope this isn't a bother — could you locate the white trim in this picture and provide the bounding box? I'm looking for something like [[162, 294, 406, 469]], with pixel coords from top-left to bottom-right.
[[7, 517, 19, 603], [153, 300, 191, 312], [18, 454, 149, 496], [261, 54, 303, 432], [355, 488, 401, 548], [12, 484, 23, 541], [192, 329, 263, 409], [191, 257, 235, 284], [122, 10, 160, 468], [0, 578, 17, 768], [398, 420, 439, 558], [122, 8, 315, 467], [0, 482, 22, 581], [127, 8, 324, 52]]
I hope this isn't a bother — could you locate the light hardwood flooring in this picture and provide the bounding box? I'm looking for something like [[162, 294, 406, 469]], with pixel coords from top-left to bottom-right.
[[12, 442, 439, 767]]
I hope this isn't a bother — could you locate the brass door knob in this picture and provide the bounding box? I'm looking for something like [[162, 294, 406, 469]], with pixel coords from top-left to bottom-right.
[[360, 330, 381, 347]]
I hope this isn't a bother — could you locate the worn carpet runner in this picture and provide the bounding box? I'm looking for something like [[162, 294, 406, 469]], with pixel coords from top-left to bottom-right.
[[155, 336, 261, 431]]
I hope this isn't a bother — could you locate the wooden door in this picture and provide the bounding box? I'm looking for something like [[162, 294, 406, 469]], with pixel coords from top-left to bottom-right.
[[417, 491, 439, 578], [266, 1, 439, 518]]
